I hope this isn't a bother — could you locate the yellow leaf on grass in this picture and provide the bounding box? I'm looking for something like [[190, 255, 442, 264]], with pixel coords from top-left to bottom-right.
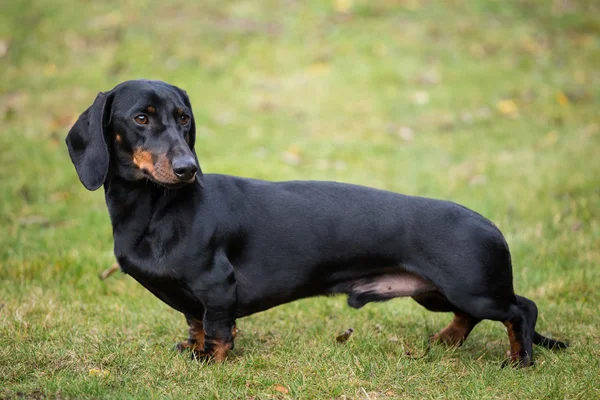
[[556, 91, 569, 107], [334, 0, 353, 13], [496, 99, 518, 116], [306, 62, 330, 76], [89, 368, 110, 377]]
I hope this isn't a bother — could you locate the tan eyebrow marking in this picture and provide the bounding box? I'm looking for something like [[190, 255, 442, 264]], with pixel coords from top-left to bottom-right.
[[177, 108, 184, 115], [147, 106, 156, 114]]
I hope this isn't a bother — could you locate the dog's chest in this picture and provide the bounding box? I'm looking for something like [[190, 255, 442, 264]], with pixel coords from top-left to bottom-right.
[[116, 249, 202, 315], [112, 224, 204, 315]]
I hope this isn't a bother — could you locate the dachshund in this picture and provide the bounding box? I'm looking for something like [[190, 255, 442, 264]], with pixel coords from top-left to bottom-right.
[[66, 80, 568, 366]]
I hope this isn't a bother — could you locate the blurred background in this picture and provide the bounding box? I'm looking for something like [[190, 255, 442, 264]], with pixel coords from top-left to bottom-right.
[[1, 0, 599, 398]]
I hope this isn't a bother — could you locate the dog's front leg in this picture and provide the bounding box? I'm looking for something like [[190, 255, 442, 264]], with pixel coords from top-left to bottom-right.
[[191, 250, 237, 363], [175, 314, 206, 353], [199, 310, 237, 362]]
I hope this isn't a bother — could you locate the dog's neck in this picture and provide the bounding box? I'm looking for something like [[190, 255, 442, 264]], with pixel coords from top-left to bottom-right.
[[103, 175, 200, 235], [102, 175, 202, 280]]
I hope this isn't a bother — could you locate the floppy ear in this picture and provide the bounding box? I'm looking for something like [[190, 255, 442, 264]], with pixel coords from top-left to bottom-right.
[[177, 87, 205, 186], [66, 91, 113, 191], [177, 88, 197, 150]]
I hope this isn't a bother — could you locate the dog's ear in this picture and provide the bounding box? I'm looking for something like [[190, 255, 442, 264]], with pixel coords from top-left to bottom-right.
[[66, 91, 114, 191], [177, 87, 205, 187], [177, 88, 197, 150]]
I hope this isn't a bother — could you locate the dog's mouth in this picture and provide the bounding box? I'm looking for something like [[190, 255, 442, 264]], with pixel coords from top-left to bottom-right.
[[140, 169, 195, 188], [132, 149, 196, 188]]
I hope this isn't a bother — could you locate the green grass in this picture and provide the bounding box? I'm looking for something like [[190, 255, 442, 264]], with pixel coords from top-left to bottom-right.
[[1, 0, 599, 398]]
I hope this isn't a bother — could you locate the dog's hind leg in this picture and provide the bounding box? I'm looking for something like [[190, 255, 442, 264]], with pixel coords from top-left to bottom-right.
[[442, 290, 535, 367], [432, 312, 480, 347], [516, 295, 569, 350], [502, 305, 534, 368], [413, 292, 480, 347]]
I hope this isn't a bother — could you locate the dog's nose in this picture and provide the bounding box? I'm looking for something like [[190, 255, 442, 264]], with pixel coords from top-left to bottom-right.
[[172, 157, 198, 181]]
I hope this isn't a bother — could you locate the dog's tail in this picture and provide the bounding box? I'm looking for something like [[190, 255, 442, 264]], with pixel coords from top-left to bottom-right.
[[533, 331, 569, 350]]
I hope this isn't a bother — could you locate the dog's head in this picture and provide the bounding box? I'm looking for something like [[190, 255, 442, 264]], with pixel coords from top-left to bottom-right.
[[66, 80, 202, 190]]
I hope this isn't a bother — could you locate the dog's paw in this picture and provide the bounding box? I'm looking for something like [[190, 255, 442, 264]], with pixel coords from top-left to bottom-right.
[[500, 356, 535, 369], [189, 349, 228, 363], [174, 341, 193, 352]]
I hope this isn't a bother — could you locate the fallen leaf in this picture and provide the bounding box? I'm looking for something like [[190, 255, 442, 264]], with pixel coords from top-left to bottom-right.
[[496, 99, 518, 116], [306, 62, 330, 76], [336, 328, 354, 343], [556, 91, 569, 107], [273, 384, 289, 394], [88, 368, 110, 377], [49, 192, 70, 202], [334, 0, 353, 13], [99, 263, 120, 281], [281, 146, 302, 166], [0, 39, 8, 58], [396, 126, 414, 142], [412, 91, 429, 105]]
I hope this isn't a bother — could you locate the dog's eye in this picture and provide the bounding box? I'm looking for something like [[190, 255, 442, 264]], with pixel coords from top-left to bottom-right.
[[179, 114, 190, 125], [134, 115, 149, 125]]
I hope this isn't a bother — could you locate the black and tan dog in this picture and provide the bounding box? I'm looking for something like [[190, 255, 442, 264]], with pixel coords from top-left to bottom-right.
[[66, 80, 567, 366]]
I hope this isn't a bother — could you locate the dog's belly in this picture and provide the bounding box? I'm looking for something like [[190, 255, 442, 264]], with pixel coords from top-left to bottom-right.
[[351, 271, 435, 297], [345, 270, 437, 309], [235, 264, 438, 317]]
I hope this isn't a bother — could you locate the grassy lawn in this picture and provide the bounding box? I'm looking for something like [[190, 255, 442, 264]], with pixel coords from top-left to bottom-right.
[[1, 0, 599, 398]]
